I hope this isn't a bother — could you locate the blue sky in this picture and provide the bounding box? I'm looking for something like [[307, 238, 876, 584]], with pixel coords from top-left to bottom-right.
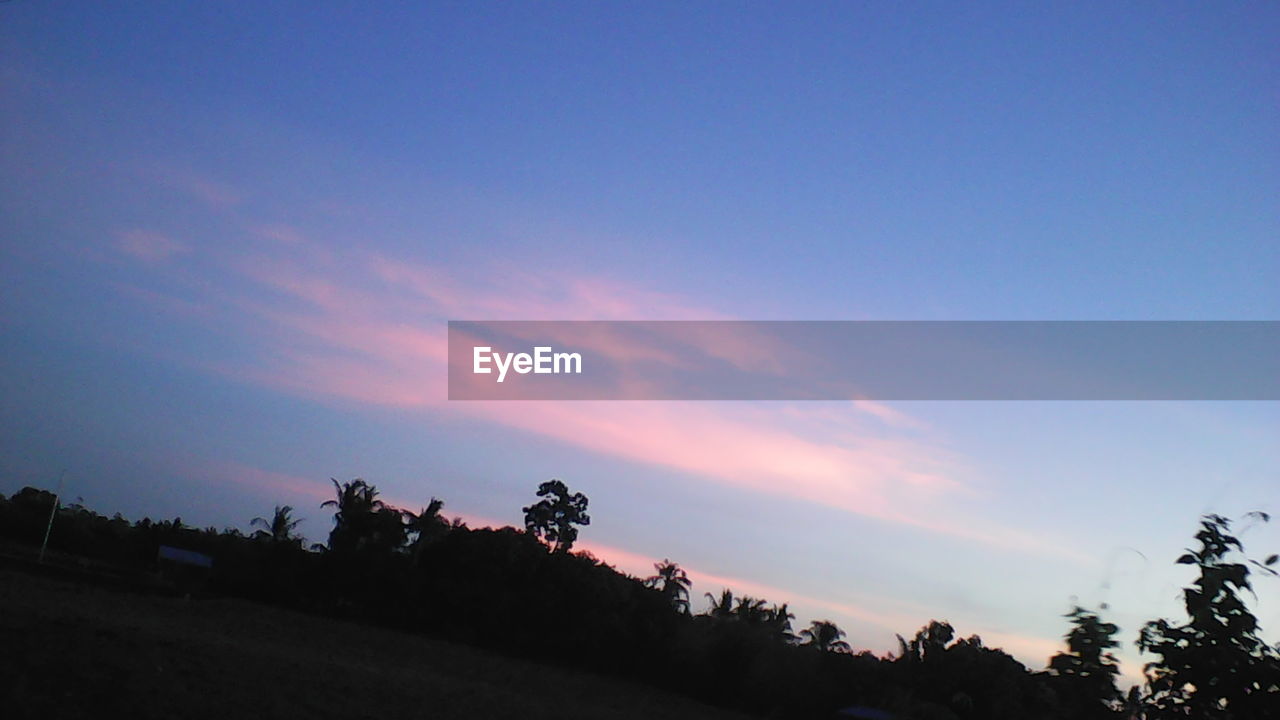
[[2, 1, 1278, 683]]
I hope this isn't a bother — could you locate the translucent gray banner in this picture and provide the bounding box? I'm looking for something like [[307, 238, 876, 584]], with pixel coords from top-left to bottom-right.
[[447, 321, 1280, 400]]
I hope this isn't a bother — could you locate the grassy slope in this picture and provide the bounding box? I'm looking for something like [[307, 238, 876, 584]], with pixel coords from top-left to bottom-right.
[[0, 568, 751, 720]]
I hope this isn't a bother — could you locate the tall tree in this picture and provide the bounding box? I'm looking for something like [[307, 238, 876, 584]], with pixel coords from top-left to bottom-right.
[[1048, 606, 1122, 718], [522, 479, 590, 553], [1137, 513, 1280, 719], [645, 559, 692, 614]]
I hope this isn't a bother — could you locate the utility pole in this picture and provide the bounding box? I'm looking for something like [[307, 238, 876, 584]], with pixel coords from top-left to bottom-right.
[[38, 470, 66, 563]]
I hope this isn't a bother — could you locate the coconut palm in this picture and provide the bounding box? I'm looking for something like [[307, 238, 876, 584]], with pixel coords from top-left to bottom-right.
[[405, 497, 444, 529], [250, 505, 303, 545], [404, 497, 448, 554], [644, 559, 692, 614], [322, 478, 384, 519], [896, 620, 955, 663], [734, 595, 770, 624], [704, 588, 736, 619], [322, 478, 405, 553], [768, 602, 797, 643], [799, 620, 852, 653]]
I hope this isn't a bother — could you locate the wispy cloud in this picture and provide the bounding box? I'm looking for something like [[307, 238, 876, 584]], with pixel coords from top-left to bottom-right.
[[108, 222, 1083, 562]]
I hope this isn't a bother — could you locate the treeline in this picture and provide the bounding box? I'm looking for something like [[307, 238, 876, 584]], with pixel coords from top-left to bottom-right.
[[1, 479, 1277, 719]]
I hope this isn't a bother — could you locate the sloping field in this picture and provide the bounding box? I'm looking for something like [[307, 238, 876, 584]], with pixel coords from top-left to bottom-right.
[[0, 567, 752, 720]]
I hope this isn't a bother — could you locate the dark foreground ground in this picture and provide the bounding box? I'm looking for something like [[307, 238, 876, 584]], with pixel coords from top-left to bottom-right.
[[0, 567, 753, 720]]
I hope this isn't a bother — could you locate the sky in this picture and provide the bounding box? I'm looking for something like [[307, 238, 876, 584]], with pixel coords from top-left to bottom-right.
[[2, 1, 1278, 685]]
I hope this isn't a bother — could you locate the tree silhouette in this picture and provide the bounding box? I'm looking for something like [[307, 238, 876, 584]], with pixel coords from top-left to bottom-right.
[[645, 559, 692, 614], [250, 505, 303, 546], [322, 478, 406, 554], [766, 602, 796, 643], [698, 590, 797, 643], [15, 478, 1276, 720], [704, 588, 735, 619], [404, 497, 449, 556], [896, 620, 954, 664], [799, 620, 851, 653], [521, 479, 589, 553], [733, 595, 769, 624], [1137, 513, 1280, 718], [1048, 606, 1122, 718]]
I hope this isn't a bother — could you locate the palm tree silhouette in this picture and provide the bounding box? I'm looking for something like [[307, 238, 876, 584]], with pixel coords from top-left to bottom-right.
[[322, 478, 396, 553], [798, 620, 851, 653], [644, 559, 692, 614], [733, 595, 769, 624], [323, 478, 384, 517], [704, 588, 736, 619], [250, 505, 303, 545], [404, 497, 448, 556], [896, 620, 954, 663], [404, 497, 444, 531], [767, 602, 797, 643]]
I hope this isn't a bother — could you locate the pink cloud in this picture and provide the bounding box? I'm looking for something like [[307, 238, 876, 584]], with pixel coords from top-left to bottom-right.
[[211, 461, 334, 504], [370, 256, 722, 321], [849, 400, 929, 431], [118, 232, 1084, 562], [459, 401, 1075, 557]]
